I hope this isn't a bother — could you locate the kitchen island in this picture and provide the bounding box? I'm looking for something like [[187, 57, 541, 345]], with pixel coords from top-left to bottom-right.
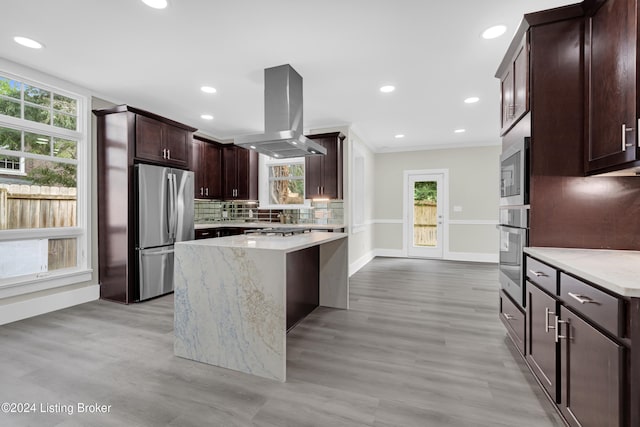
[[173, 231, 348, 381]]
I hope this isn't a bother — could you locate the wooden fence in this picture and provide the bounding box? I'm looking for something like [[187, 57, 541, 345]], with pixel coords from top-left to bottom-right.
[[0, 184, 77, 230], [0, 184, 77, 270], [414, 201, 437, 246]]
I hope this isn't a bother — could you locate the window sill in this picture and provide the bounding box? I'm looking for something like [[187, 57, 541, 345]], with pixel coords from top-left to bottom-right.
[[0, 268, 93, 299]]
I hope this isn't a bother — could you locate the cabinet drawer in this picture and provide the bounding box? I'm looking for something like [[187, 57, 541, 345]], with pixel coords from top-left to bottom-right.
[[560, 273, 622, 337], [500, 290, 525, 354], [526, 257, 558, 295], [195, 229, 216, 239]]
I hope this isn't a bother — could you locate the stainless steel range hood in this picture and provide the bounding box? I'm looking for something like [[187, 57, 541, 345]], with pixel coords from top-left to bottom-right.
[[234, 64, 326, 158]]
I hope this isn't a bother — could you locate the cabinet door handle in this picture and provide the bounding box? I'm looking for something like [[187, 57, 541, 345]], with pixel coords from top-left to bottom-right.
[[544, 307, 556, 333], [555, 316, 567, 343], [567, 292, 597, 305], [529, 270, 547, 278], [205, 188, 209, 196], [163, 148, 167, 159], [622, 124, 634, 151], [167, 149, 171, 159], [200, 187, 204, 196], [201, 232, 210, 236], [503, 313, 515, 321]]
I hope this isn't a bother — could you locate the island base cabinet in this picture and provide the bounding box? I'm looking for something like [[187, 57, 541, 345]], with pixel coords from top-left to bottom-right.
[[286, 246, 319, 331], [560, 306, 624, 427], [526, 282, 558, 402]]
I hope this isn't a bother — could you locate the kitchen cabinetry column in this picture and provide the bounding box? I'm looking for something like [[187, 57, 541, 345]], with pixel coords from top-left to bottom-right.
[[305, 132, 345, 199]]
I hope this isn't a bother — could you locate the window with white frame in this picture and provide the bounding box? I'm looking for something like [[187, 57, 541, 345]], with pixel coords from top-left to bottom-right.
[[0, 70, 89, 290], [266, 157, 305, 205]]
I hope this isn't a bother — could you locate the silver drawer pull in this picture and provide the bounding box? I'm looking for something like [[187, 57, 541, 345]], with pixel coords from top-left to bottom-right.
[[568, 292, 597, 305], [529, 270, 547, 278], [503, 313, 515, 321], [555, 316, 567, 343]]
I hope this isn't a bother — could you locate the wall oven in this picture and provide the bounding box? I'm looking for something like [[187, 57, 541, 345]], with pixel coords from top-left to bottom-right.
[[500, 137, 530, 206], [498, 207, 528, 307]]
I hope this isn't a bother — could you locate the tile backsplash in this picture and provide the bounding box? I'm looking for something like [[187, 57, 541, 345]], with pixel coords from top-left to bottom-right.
[[194, 200, 344, 225]]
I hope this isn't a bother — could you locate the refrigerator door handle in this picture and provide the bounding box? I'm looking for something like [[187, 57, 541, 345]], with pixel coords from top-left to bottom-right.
[[141, 248, 175, 256], [167, 173, 176, 241], [171, 173, 179, 242]]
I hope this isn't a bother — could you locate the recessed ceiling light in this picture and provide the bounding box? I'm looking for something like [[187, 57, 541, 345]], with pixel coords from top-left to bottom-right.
[[395, 134, 405, 139], [141, 0, 168, 9], [274, 154, 281, 158], [14, 36, 43, 49], [380, 85, 395, 93], [454, 129, 466, 134], [201, 86, 217, 94], [291, 141, 298, 145], [482, 25, 507, 39], [200, 114, 213, 120], [464, 97, 480, 104], [250, 145, 256, 149]]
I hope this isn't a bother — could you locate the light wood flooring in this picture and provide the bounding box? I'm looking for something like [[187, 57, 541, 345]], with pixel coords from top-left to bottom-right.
[[0, 257, 563, 426]]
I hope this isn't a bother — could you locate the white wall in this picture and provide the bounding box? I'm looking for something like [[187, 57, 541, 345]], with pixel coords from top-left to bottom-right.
[[373, 145, 500, 262]]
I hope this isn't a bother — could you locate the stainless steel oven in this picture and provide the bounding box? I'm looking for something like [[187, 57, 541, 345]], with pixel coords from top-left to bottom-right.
[[500, 137, 530, 206], [498, 207, 528, 307]]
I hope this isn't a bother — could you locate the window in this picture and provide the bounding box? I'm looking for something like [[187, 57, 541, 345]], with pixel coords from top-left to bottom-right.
[[267, 159, 305, 205], [0, 69, 89, 294]]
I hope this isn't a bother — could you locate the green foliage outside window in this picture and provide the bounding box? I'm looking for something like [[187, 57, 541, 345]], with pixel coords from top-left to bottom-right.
[[414, 181, 437, 203]]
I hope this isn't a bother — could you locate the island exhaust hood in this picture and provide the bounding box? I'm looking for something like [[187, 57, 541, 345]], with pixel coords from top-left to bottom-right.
[[234, 64, 326, 158]]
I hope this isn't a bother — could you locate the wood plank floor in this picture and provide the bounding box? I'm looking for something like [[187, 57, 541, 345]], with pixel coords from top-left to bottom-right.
[[0, 257, 563, 426]]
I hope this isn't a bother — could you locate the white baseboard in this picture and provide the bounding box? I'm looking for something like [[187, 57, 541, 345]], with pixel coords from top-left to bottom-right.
[[444, 251, 498, 263], [0, 284, 99, 326], [369, 248, 497, 263], [349, 251, 375, 276], [373, 249, 405, 258]]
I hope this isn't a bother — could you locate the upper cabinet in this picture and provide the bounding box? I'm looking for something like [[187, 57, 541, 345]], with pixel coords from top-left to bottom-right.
[[498, 34, 529, 136], [305, 132, 345, 199], [135, 114, 193, 168], [192, 136, 222, 199], [222, 145, 258, 200], [585, 0, 639, 174]]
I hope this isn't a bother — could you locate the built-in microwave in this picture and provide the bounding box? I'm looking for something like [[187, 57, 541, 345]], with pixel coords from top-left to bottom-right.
[[500, 137, 530, 207]]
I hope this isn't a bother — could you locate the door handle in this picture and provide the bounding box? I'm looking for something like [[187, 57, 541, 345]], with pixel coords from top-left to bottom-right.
[[503, 313, 515, 321], [163, 148, 167, 159], [544, 307, 556, 333], [200, 187, 204, 196], [555, 316, 567, 342], [205, 188, 209, 196], [167, 149, 171, 159]]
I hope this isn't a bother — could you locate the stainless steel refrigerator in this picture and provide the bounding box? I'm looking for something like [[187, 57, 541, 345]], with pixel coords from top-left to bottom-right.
[[135, 164, 194, 301]]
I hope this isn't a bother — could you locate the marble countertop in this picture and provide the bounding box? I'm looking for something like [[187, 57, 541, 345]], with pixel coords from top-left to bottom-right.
[[525, 247, 640, 297], [194, 222, 345, 230], [178, 231, 347, 253]]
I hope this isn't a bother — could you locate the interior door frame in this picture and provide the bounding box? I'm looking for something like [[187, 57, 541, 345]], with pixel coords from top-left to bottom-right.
[[403, 169, 449, 259]]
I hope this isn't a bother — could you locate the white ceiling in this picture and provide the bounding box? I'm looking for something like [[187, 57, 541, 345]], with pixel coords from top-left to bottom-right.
[[1, 0, 576, 152]]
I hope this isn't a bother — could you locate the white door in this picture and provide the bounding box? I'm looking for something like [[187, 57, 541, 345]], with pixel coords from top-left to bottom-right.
[[407, 173, 444, 258]]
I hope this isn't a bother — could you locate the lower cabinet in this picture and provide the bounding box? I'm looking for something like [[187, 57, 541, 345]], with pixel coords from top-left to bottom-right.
[[517, 255, 629, 426], [560, 306, 623, 427], [526, 282, 559, 402], [499, 290, 525, 354]]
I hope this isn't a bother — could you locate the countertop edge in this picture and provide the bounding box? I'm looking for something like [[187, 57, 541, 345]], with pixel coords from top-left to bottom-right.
[[524, 247, 640, 298], [194, 222, 345, 230], [177, 232, 347, 253]]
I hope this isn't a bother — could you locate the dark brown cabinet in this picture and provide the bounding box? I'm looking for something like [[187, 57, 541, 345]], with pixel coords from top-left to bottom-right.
[[521, 254, 630, 426], [222, 145, 258, 200], [585, 0, 638, 174], [93, 105, 196, 304], [499, 34, 528, 136], [305, 132, 345, 199], [136, 114, 191, 168], [499, 290, 525, 355], [526, 281, 559, 402], [192, 136, 222, 199], [560, 306, 623, 427]]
